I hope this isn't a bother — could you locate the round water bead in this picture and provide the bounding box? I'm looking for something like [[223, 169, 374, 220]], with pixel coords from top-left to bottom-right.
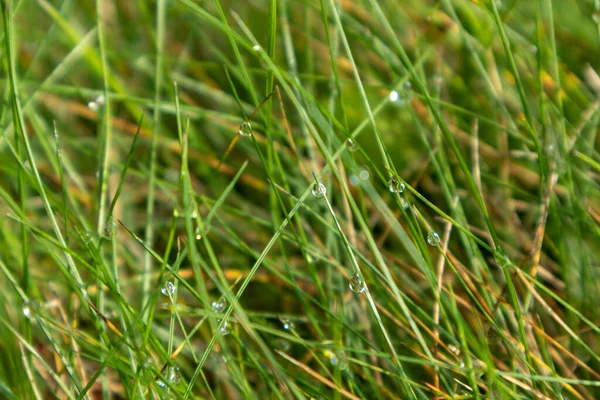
[[167, 366, 180, 385], [337, 350, 348, 370], [426, 231, 440, 247], [328, 351, 339, 366], [238, 121, 253, 137], [142, 355, 153, 369], [311, 183, 327, 198], [447, 344, 461, 357], [103, 216, 115, 239], [23, 300, 40, 319], [161, 281, 176, 296], [359, 168, 370, 180], [212, 298, 227, 314], [345, 138, 358, 152], [280, 317, 295, 331], [388, 90, 399, 102], [88, 101, 99, 112], [156, 379, 167, 389], [348, 273, 366, 294], [219, 320, 231, 335], [388, 176, 405, 194], [277, 339, 291, 351]]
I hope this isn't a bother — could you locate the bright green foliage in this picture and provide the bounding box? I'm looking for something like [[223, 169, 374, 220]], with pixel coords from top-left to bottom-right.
[[1, 0, 600, 398]]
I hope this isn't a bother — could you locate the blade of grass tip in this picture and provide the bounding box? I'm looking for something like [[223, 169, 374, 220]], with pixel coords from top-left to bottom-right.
[[104, 112, 144, 227], [313, 174, 417, 399], [142, 0, 166, 314]]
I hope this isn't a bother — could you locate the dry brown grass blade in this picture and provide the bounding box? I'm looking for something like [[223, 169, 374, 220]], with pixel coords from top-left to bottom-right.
[[276, 350, 362, 400]]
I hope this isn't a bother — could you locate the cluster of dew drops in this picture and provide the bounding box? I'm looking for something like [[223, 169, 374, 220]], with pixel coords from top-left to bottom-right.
[[311, 171, 442, 294], [160, 281, 231, 335]]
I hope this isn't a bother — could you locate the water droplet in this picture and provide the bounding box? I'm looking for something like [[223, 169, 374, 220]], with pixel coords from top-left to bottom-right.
[[103, 216, 115, 239], [279, 317, 295, 331], [328, 351, 339, 366], [448, 344, 461, 357], [23, 300, 39, 319], [311, 183, 326, 198], [427, 231, 440, 247], [390, 81, 413, 106], [195, 226, 202, 240], [212, 298, 227, 314], [161, 281, 176, 296], [349, 175, 360, 186], [528, 44, 538, 55], [238, 121, 253, 137], [82, 231, 94, 245], [88, 101, 98, 112], [156, 379, 167, 389], [472, 358, 487, 370], [348, 273, 366, 294], [219, 320, 231, 335], [337, 350, 348, 370], [252, 44, 260, 51], [167, 366, 180, 385], [359, 169, 370, 180], [191, 210, 197, 219], [277, 339, 291, 351], [142, 356, 153, 369], [388, 176, 405, 193], [345, 138, 358, 152]]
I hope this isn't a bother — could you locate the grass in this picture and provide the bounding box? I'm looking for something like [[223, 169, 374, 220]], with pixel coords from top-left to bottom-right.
[[1, 0, 600, 398]]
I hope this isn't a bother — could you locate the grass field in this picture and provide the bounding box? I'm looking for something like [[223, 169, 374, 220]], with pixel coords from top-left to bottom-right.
[[1, 0, 600, 398]]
